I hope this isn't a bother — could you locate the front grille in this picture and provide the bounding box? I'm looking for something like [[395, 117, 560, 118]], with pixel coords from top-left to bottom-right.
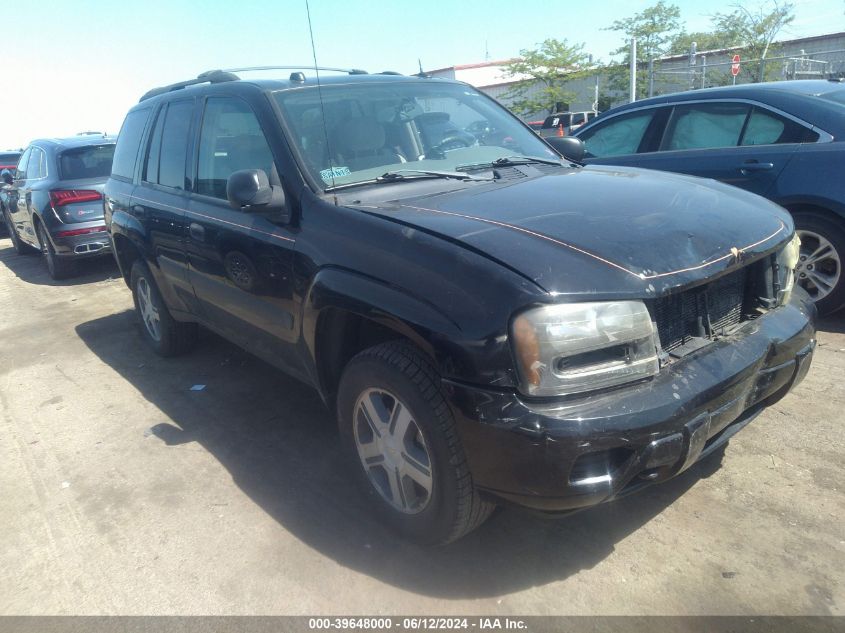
[[648, 267, 749, 354]]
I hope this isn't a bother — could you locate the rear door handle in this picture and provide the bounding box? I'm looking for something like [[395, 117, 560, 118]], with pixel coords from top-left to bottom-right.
[[739, 161, 774, 173], [189, 222, 205, 241]]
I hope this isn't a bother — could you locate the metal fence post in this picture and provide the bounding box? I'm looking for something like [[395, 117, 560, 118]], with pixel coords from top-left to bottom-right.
[[701, 55, 707, 89]]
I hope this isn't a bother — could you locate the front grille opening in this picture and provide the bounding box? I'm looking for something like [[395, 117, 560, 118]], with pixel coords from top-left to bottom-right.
[[569, 447, 634, 484], [648, 266, 756, 358]]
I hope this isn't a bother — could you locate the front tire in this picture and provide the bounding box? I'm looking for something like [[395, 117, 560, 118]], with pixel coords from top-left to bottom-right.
[[4, 210, 34, 255], [37, 222, 75, 279], [337, 341, 494, 545], [130, 260, 198, 356], [793, 212, 845, 315]]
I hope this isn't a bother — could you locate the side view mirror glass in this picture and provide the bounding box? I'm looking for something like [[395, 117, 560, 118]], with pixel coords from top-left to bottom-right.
[[545, 136, 585, 163], [226, 169, 290, 223]]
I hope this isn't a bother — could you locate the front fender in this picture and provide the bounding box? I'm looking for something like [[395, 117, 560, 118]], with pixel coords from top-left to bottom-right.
[[301, 266, 463, 373]]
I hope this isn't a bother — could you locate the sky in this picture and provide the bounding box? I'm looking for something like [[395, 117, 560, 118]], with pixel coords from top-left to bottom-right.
[[2, 0, 843, 149]]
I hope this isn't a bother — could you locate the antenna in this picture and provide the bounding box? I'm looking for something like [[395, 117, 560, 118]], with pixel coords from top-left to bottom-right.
[[305, 0, 336, 189]]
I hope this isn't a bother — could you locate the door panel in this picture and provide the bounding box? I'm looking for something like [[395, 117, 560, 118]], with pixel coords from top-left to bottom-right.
[[132, 99, 198, 316], [186, 96, 300, 376]]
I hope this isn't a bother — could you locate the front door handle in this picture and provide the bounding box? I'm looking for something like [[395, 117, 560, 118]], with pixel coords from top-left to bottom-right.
[[739, 161, 774, 173], [189, 222, 205, 241]]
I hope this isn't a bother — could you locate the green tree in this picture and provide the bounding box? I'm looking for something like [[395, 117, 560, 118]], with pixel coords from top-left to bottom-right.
[[501, 39, 596, 117], [669, 31, 740, 56], [711, 0, 795, 81], [604, 1, 683, 100]]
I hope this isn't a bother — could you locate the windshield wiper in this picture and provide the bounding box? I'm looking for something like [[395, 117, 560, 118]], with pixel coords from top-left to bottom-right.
[[455, 155, 564, 171], [377, 169, 493, 182], [324, 169, 492, 191]]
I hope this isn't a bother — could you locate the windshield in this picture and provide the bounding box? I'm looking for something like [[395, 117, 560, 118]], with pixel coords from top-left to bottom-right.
[[273, 81, 557, 189], [59, 144, 115, 180]]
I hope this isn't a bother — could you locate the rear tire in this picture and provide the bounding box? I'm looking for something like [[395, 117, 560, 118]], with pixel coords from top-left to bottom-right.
[[337, 341, 494, 545], [793, 212, 845, 315], [36, 222, 75, 279], [130, 260, 198, 356]]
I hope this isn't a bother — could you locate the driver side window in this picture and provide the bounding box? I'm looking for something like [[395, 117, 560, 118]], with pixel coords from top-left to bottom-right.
[[196, 97, 276, 201], [579, 111, 656, 158]]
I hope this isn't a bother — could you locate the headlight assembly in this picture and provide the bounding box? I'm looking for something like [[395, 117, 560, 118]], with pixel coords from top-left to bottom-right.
[[776, 233, 801, 305], [511, 301, 659, 397]]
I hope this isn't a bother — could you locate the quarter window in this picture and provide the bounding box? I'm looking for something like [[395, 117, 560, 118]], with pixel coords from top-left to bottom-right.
[[740, 107, 819, 145], [196, 97, 275, 200], [579, 111, 656, 157], [112, 108, 151, 180]]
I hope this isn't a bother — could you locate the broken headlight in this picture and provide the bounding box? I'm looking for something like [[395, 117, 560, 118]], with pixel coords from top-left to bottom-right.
[[776, 233, 801, 305], [511, 301, 659, 397]]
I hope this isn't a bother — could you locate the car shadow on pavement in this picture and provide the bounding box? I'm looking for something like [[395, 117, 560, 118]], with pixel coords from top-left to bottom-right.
[[818, 315, 845, 334], [76, 310, 726, 600], [0, 239, 118, 286]]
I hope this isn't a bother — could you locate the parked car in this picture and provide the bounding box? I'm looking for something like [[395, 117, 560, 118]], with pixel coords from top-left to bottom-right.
[[539, 111, 598, 137], [0, 150, 21, 172], [1, 136, 116, 279], [573, 79, 845, 314], [105, 68, 815, 544]]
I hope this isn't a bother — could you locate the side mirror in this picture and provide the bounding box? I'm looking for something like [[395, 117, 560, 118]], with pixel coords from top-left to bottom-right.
[[545, 136, 585, 163], [226, 169, 290, 223], [1, 169, 12, 185]]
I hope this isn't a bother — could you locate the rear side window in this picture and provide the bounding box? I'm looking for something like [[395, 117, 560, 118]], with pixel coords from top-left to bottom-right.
[[15, 148, 32, 179], [740, 107, 819, 145], [195, 97, 275, 200], [579, 110, 656, 157], [27, 148, 45, 179], [157, 100, 194, 189], [59, 145, 115, 180], [663, 103, 750, 150], [112, 108, 151, 180]]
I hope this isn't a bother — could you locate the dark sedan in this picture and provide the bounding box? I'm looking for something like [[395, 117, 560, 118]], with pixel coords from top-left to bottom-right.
[[573, 79, 845, 314], [1, 135, 116, 279]]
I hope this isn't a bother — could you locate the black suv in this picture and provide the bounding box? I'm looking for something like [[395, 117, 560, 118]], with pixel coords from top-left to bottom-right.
[[105, 68, 816, 544]]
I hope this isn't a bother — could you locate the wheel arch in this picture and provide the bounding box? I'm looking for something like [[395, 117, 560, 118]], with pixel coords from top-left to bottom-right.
[[303, 268, 464, 405]]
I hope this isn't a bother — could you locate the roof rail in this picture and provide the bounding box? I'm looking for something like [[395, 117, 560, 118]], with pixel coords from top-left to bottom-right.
[[139, 69, 239, 102], [220, 65, 368, 75]]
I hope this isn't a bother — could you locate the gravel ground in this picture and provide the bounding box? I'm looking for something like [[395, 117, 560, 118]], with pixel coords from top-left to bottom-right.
[[1, 238, 843, 616]]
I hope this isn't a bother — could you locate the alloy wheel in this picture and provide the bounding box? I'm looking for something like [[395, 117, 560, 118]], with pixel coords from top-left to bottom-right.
[[795, 229, 841, 302], [353, 388, 433, 514], [137, 277, 162, 342]]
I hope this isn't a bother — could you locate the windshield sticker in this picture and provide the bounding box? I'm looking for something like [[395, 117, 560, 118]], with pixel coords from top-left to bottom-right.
[[320, 166, 351, 182]]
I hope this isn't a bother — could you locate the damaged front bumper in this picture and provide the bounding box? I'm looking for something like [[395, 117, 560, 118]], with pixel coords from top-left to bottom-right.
[[445, 288, 817, 513]]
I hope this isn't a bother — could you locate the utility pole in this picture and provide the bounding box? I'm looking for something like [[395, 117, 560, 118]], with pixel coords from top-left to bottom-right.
[[629, 37, 637, 103]]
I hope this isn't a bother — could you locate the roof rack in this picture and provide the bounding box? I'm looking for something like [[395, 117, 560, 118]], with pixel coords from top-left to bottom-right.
[[221, 65, 369, 75], [138, 66, 378, 102], [139, 69, 239, 102]]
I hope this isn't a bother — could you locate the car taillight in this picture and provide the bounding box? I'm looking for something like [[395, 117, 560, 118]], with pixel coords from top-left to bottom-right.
[[55, 225, 107, 237], [50, 189, 102, 208]]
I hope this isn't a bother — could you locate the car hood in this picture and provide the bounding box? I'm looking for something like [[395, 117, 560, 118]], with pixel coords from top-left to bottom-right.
[[344, 165, 793, 299]]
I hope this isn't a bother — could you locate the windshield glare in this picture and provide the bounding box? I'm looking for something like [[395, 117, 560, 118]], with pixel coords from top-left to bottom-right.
[[273, 81, 557, 189]]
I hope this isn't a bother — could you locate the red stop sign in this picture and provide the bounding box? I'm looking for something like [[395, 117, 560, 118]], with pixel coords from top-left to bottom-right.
[[731, 54, 741, 76]]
